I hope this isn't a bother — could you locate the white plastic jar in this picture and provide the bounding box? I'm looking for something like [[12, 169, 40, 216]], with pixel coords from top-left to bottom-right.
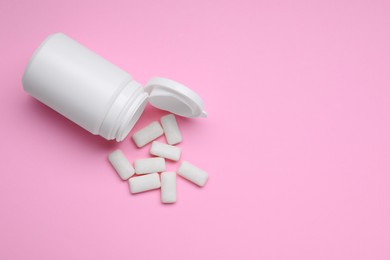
[[22, 33, 206, 141]]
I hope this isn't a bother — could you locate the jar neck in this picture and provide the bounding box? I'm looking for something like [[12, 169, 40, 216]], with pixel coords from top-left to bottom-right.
[[99, 80, 148, 141]]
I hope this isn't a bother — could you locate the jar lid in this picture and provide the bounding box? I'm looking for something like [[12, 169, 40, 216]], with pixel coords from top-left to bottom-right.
[[144, 77, 207, 118]]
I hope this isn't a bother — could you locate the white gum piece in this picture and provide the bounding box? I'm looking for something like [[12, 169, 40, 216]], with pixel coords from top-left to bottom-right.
[[161, 172, 177, 203], [132, 121, 164, 148], [150, 141, 181, 161], [134, 157, 166, 174], [178, 161, 208, 187], [161, 114, 182, 145], [108, 149, 135, 180], [129, 173, 161, 194]]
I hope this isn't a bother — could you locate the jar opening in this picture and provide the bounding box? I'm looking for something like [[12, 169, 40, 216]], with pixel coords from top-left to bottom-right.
[[116, 95, 148, 141], [99, 80, 148, 141]]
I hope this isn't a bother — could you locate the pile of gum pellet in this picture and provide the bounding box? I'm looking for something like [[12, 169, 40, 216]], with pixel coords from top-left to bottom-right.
[[108, 114, 208, 203]]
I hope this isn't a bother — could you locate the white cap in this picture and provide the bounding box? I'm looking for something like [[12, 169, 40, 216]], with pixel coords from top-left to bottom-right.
[[144, 77, 207, 118]]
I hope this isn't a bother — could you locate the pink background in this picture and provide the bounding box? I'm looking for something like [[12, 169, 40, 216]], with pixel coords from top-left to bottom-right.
[[1, 0, 389, 259]]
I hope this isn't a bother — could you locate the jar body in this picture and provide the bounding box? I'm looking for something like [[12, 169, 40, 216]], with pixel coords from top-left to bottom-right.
[[22, 33, 147, 141]]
